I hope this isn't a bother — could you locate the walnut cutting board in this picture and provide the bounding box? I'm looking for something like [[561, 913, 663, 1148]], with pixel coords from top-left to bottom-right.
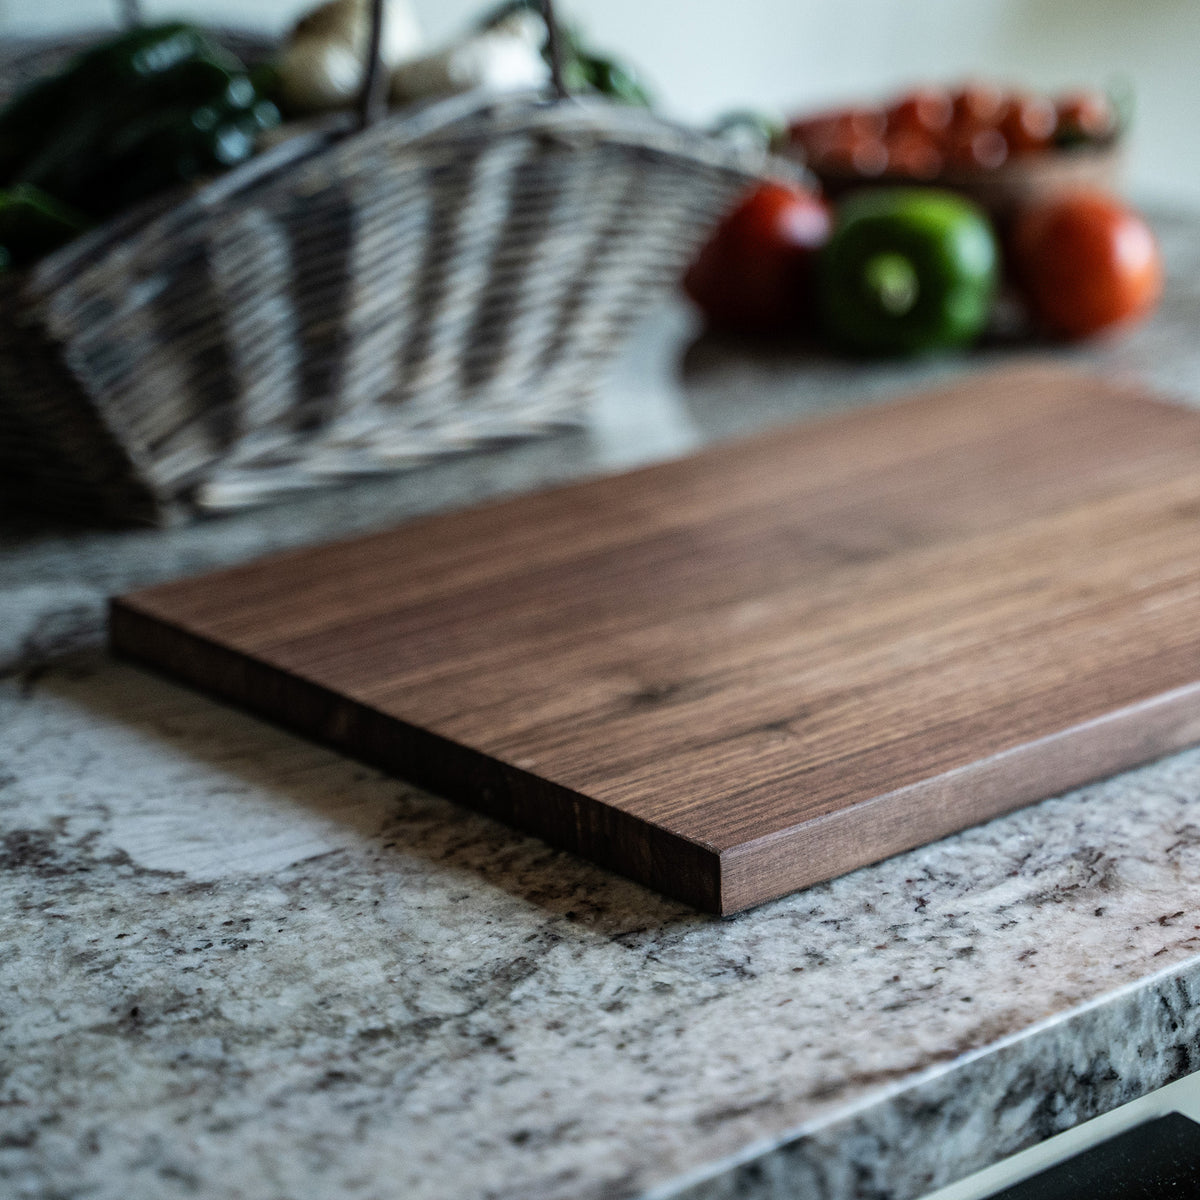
[[110, 364, 1200, 913]]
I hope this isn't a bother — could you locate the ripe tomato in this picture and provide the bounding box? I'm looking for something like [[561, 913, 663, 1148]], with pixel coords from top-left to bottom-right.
[[1055, 90, 1116, 143], [946, 126, 1008, 171], [683, 182, 832, 335], [951, 83, 1007, 131], [887, 88, 953, 139], [1011, 190, 1162, 339], [881, 132, 942, 180], [1000, 93, 1057, 154], [817, 133, 888, 178], [789, 107, 886, 157]]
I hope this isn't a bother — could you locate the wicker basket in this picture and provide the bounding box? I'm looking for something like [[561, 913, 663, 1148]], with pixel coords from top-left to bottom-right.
[[0, 4, 790, 523]]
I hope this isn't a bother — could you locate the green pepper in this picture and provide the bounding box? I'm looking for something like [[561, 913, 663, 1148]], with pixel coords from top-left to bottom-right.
[[2, 23, 278, 221], [70, 92, 280, 219], [0, 184, 89, 270], [819, 188, 998, 357], [556, 23, 652, 107], [22, 66, 278, 219], [576, 53, 653, 107], [0, 24, 235, 185], [19, 58, 249, 203], [248, 61, 283, 108]]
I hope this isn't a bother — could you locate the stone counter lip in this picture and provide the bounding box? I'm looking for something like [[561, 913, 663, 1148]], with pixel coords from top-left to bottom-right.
[[7, 216, 1200, 1200], [646, 955, 1200, 1199]]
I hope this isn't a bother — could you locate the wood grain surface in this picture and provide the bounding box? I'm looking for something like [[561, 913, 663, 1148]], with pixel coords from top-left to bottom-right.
[[110, 364, 1200, 912]]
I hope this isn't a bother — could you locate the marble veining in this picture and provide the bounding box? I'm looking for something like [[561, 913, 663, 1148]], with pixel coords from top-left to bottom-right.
[[8, 654, 1200, 1200], [7, 211, 1200, 1199]]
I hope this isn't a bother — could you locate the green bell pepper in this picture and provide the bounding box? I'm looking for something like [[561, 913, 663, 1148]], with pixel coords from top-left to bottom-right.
[[68, 89, 280, 219], [819, 188, 998, 357], [1, 24, 278, 222], [0, 184, 89, 271], [22, 71, 279, 219], [559, 42, 652, 106], [0, 24, 236, 184]]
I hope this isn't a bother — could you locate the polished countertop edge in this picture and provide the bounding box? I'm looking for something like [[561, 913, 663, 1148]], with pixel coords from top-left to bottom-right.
[[655, 955, 1200, 1200]]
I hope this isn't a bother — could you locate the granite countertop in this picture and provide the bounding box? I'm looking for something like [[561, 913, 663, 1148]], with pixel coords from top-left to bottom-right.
[[6, 211, 1200, 1200]]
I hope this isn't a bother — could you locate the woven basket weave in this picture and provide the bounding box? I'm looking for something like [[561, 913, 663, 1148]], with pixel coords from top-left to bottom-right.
[[0, 16, 788, 523]]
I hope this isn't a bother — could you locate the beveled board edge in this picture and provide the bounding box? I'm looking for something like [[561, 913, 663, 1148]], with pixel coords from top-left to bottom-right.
[[108, 598, 724, 913], [720, 683, 1200, 912], [108, 599, 1200, 916]]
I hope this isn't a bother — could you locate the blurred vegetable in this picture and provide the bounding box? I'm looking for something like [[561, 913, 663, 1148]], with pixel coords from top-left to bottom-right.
[[1010, 189, 1161, 339], [393, 8, 548, 101], [818, 188, 998, 356], [16, 64, 278, 219], [560, 39, 652, 106], [0, 23, 234, 182], [951, 83, 1006, 131], [788, 106, 885, 165], [61, 91, 279, 220], [20, 68, 278, 219], [1054, 89, 1117, 147], [292, 0, 421, 58], [278, 0, 422, 113], [709, 110, 787, 152], [999, 92, 1057, 154], [478, 0, 652, 105], [0, 184, 89, 270], [790, 80, 1125, 186], [277, 39, 365, 113], [683, 181, 831, 336], [0, 22, 279, 242], [946, 125, 1007, 171], [882, 132, 941, 180], [887, 89, 952, 140]]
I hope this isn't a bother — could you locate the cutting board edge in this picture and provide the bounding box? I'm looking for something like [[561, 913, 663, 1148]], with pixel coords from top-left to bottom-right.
[[718, 681, 1200, 913], [108, 597, 725, 914]]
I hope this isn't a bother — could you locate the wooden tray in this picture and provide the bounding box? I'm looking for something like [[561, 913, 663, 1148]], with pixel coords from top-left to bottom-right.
[[110, 364, 1200, 913]]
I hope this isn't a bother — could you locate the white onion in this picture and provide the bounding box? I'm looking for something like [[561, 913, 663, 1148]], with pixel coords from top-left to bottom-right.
[[279, 0, 424, 114], [278, 38, 365, 113], [392, 28, 549, 102]]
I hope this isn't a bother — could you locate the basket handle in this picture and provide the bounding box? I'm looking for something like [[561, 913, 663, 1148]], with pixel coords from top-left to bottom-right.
[[357, 0, 390, 127], [541, 0, 569, 101], [357, 0, 569, 128]]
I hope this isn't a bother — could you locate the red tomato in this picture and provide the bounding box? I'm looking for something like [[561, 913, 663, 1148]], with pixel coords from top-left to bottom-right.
[[1000, 94, 1057, 154], [946, 126, 1008, 170], [1055, 90, 1116, 142], [683, 182, 832, 335], [1011, 190, 1162, 339], [815, 131, 888, 178], [951, 83, 1008, 131], [882, 131, 942, 179], [788, 107, 886, 159], [887, 88, 953, 139]]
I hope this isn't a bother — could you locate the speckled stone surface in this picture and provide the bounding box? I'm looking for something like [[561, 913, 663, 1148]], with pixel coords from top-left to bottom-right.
[[6, 211, 1200, 1200]]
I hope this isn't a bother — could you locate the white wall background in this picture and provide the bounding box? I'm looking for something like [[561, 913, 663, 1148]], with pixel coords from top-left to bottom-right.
[[3, 0, 1198, 206]]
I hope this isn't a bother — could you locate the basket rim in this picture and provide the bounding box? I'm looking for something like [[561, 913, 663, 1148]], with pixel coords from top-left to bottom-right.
[[24, 93, 798, 300], [4, 31, 799, 302]]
